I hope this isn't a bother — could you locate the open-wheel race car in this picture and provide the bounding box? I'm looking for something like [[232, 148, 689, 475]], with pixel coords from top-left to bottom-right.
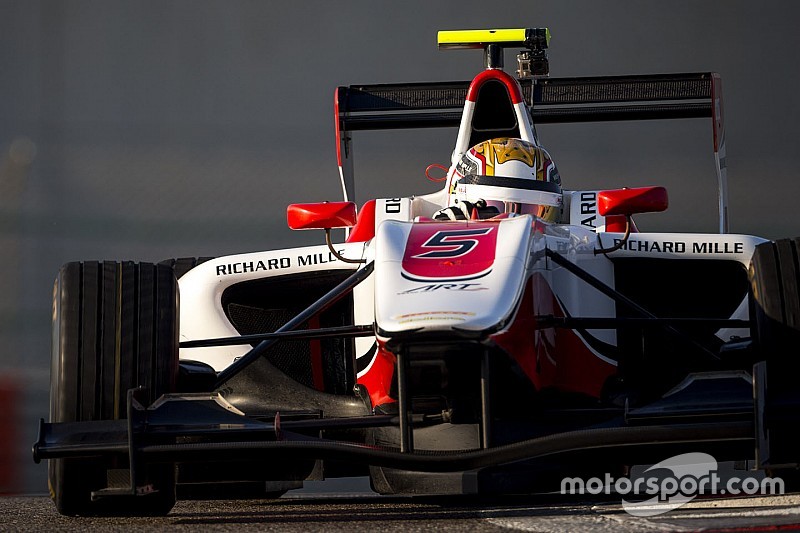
[[34, 28, 800, 515]]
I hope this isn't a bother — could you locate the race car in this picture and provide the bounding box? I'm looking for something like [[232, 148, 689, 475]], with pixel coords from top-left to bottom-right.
[[34, 27, 800, 516]]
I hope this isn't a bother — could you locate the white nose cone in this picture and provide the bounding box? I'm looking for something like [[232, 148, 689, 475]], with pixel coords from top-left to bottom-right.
[[374, 215, 532, 340]]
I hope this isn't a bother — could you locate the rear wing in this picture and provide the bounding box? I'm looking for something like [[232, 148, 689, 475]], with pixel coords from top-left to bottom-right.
[[335, 72, 728, 233]]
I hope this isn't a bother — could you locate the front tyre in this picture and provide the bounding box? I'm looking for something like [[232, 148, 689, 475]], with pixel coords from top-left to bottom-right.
[[749, 238, 800, 364], [49, 261, 179, 516]]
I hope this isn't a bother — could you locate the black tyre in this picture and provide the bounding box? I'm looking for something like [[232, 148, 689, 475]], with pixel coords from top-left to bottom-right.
[[49, 261, 179, 516], [749, 238, 800, 363]]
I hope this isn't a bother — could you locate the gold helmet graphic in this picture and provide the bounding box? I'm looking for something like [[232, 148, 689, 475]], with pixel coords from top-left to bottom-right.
[[451, 138, 563, 223]]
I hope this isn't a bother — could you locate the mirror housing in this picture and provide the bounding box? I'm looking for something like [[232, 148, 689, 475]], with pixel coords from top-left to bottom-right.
[[597, 186, 668, 217], [287, 201, 358, 230]]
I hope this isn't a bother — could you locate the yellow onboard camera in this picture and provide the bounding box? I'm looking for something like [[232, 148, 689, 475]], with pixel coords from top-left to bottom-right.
[[437, 28, 550, 77]]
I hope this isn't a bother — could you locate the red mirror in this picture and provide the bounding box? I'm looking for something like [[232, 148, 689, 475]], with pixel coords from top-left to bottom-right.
[[598, 186, 668, 217], [287, 201, 358, 230]]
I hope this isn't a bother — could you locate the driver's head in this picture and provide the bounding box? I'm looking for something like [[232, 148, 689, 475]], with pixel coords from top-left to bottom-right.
[[451, 138, 563, 223]]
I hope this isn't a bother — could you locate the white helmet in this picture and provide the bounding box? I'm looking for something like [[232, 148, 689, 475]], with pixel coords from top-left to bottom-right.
[[450, 137, 563, 223]]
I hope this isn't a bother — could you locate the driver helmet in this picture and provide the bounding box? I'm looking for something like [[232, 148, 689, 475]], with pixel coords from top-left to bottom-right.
[[450, 137, 563, 223]]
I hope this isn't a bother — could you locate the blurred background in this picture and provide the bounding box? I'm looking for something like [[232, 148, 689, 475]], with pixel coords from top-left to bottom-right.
[[1, 0, 799, 494]]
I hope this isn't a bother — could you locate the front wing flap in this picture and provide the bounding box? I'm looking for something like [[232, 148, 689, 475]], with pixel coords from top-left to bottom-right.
[[35, 388, 753, 475]]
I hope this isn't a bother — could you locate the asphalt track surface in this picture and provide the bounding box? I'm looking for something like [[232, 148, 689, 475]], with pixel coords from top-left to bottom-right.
[[2, 485, 800, 532]]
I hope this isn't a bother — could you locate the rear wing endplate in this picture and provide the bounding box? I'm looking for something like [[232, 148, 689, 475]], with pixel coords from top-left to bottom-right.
[[335, 72, 728, 233]]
